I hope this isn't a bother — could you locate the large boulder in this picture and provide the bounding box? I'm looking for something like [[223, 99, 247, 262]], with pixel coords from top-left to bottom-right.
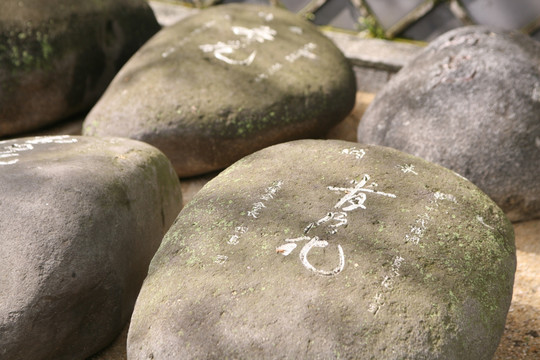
[[357, 26, 540, 222], [0, 136, 182, 360], [83, 4, 356, 177], [0, 0, 160, 137], [128, 139, 516, 360]]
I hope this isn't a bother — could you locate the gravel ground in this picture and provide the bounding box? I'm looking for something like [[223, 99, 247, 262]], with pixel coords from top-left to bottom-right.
[[89, 93, 539, 359]]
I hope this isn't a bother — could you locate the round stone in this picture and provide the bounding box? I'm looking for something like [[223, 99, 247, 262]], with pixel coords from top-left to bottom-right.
[[357, 26, 540, 222], [128, 139, 515, 360], [82, 4, 356, 177], [0, 0, 160, 137], [0, 136, 182, 360]]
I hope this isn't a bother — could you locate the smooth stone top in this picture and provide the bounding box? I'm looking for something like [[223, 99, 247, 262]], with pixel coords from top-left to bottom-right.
[[357, 26, 540, 222], [83, 4, 356, 177], [128, 139, 515, 360]]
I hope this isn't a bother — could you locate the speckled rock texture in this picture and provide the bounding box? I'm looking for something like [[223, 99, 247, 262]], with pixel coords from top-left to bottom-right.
[[357, 26, 540, 222], [83, 4, 356, 177], [127, 139, 515, 360], [0, 0, 160, 137], [0, 136, 182, 360]]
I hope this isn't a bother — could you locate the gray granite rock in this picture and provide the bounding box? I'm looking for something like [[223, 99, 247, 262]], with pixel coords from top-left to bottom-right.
[[0, 0, 160, 137], [83, 4, 356, 177], [358, 26, 540, 222], [128, 139, 515, 360], [0, 136, 182, 360]]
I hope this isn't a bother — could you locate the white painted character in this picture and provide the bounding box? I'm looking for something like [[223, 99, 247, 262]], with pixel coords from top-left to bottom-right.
[[199, 26, 276, 66], [277, 235, 345, 277], [303, 211, 348, 235], [341, 147, 366, 159], [329, 175, 396, 212]]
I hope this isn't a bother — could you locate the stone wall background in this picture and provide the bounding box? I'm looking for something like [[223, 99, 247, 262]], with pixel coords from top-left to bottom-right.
[[163, 0, 540, 42]]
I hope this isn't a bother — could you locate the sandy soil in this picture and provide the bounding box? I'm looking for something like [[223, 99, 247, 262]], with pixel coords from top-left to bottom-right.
[[493, 221, 540, 359], [83, 92, 539, 359]]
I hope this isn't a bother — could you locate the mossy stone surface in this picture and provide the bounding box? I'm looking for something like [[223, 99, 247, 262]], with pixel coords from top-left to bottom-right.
[[0, 0, 160, 137], [0, 136, 182, 360], [128, 139, 515, 360], [82, 4, 356, 177], [357, 26, 540, 222]]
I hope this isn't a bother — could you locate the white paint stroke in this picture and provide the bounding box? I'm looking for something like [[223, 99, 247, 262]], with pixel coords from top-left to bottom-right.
[[434, 191, 457, 203], [162, 20, 216, 58], [341, 147, 366, 159], [398, 164, 418, 175], [329, 175, 396, 212], [289, 26, 303, 35], [285, 236, 311, 243], [368, 292, 385, 315], [216, 49, 256, 66], [228, 225, 248, 245], [476, 215, 494, 230], [199, 25, 276, 66], [257, 11, 274, 22], [299, 237, 345, 277], [285, 42, 317, 63], [228, 234, 240, 245], [304, 211, 348, 235], [452, 171, 469, 181], [247, 201, 266, 218], [0, 136, 77, 166], [0, 159, 18, 166], [214, 255, 228, 265], [368, 255, 404, 313], [276, 243, 297, 256], [280, 235, 345, 276], [161, 47, 175, 58], [232, 26, 276, 43], [26, 135, 77, 144]]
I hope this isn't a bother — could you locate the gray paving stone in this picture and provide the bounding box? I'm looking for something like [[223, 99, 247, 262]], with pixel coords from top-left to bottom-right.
[[312, 0, 361, 31], [353, 67, 393, 93], [323, 31, 422, 71], [461, 0, 540, 29], [401, 2, 464, 41], [148, 0, 199, 26], [365, 0, 425, 29], [222, 0, 271, 5], [280, 0, 312, 13]]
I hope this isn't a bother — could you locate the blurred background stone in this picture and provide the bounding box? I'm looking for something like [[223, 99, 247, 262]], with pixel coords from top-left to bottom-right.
[[0, 0, 160, 137]]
